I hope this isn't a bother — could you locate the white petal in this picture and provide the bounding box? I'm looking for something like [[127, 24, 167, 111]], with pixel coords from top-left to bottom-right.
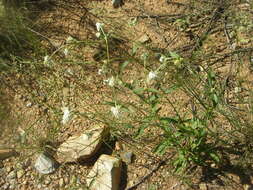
[[44, 55, 49, 64], [96, 22, 104, 32], [62, 107, 71, 124], [111, 106, 121, 118]]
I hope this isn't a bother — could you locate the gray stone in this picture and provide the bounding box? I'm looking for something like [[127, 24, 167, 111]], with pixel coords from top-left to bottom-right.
[[86, 154, 121, 190], [34, 153, 56, 174], [120, 151, 133, 164]]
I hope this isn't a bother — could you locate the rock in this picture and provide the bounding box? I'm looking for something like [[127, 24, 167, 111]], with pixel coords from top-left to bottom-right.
[[34, 153, 57, 174], [26, 102, 32, 107], [112, 0, 123, 8], [138, 34, 150, 43], [86, 154, 121, 190], [120, 151, 133, 164], [57, 125, 109, 163], [17, 169, 25, 178], [0, 149, 17, 160]]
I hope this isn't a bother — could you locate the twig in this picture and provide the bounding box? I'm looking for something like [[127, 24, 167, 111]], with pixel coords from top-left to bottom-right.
[[209, 47, 253, 66], [137, 13, 184, 19], [126, 157, 172, 190]]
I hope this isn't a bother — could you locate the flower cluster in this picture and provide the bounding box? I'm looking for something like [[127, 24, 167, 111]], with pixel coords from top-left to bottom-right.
[[43, 55, 50, 64], [147, 71, 158, 83], [103, 76, 115, 87], [95, 22, 104, 38], [111, 105, 121, 118]]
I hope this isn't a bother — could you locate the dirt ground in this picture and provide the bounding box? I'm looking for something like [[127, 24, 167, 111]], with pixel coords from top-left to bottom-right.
[[1, 0, 253, 190]]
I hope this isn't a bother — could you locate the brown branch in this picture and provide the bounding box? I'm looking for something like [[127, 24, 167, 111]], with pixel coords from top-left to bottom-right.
[[126, 155, 174, 190]]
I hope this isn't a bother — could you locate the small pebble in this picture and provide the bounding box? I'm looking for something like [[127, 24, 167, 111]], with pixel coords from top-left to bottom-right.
[[26, 102, 33, 107], [120, 151, 133, 164]]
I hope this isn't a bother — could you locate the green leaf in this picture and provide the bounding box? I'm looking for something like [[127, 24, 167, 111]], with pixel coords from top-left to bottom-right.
[[154, 140, 171, 155], [132, 43, 139, 55], [146, 88, 160, 93], [133, 88, 145, 95], [162, 85, 180, 94], [135, 124, 149, 138], [210, 152, 220, 163], [169, 51, 180, 59], [160, 117, 180, 124]]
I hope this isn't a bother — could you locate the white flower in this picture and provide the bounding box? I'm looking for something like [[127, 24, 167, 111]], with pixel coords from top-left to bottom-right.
[[159, 55, 166, 63], [44, 55, 50, 64], [66, 36, 74, 43], [111, 105, 121, 118], [95, 32, 101, 38], [63, 48, 69, 56], [147, 71, 158, 83], [61, 107, 71, 124], [104, 76, 115, 87], [96, 22, 104, 32], [98, 69, 103, 75]]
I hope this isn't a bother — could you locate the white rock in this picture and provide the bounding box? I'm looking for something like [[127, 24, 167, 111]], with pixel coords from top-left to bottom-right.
[[57, 125, 109, 163], [34, 153, 56, 174], [86, 154, 121, 190]]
